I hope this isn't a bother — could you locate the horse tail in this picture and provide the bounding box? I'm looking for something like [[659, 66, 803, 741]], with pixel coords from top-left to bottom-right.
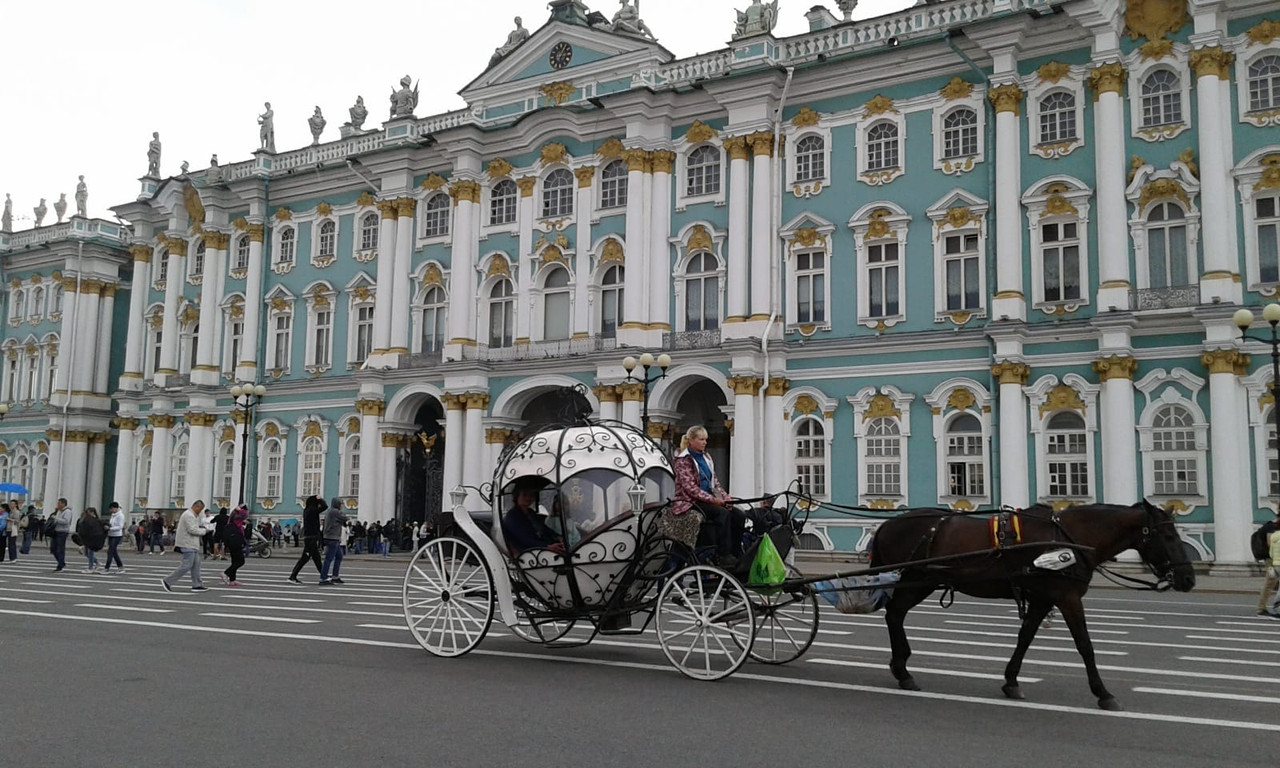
[[868, 530, 880, 568]]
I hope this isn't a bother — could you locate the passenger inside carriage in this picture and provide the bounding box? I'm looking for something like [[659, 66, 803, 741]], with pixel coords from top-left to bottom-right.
[[501, 482, 564, 555]]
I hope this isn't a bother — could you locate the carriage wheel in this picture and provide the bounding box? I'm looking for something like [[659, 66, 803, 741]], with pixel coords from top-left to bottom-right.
[[402, 537, 494, 658], [509, 611, 576, 644], [742, 566, 819, 665], [656, 565, 754, 681]]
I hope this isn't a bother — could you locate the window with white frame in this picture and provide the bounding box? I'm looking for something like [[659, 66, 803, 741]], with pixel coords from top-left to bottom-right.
[[171, 441, 188, 503], [686, 145, 722, 198], [154, 249, 169, 284], [30, 287, 43, 319], [683, 251, 720, 332], [1038, 91, 1078, 144], [271, 312, 292, 371], [866, 122, 900, 171], [1256, 191, 1280, 284], [943, 232, 981, 311], [23, 354, 38, 401], [148, 323, 163, 376], [795, 135, 825, 182], [317, 220, 336, 262], [864, 418, 902, 496], [793, 250, 826, 325], [945, 414, 986, 497], [541, 169, 574, 218], [1141, 69, 1182, 128], [2, 352, 16, 402], [183, 325, 199, 373], [216, 442, 235, 501], [51, 285, 63, 315], [1267, 412, 1279, 498], [233, 235, 250, 271], [942, 108, 978, 159], [1046, 411, 1089, 497], [225, 317, 243, 373], [299, 436, 324, 499], [422, 193, 450, 238], [1150, 404, 1199, 495], [9, 291, 23, 323], [794, 418, 826, 497], [867, 240, 900, 319], [191, 241, 205, 279], [310, 306, 332, 369], [343, 436, 361, 497], [418, 286, 446, 353], [278, 228, 295, 264], [136, 446, 151, 501], [599, 266, 623, 339], [1040, 220, 1082, 303], [1145, 202, 1190, 288], [488, 279, 515, 348], [1248, 55, 1280, 113], [352, 304, 374, 364], [260, 438, 283, 499], [490, 180, 517, 225], [541, 267, 571, 341], [42, 349, 55, 400], [34, 453, 48, 504], [599, 160, 627, 210], [359, 213, 379, 252], [11, 454, 28, 500]]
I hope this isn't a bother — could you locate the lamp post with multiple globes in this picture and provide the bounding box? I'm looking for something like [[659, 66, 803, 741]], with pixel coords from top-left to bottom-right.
[[230, 383, 267, 508], [1234, 304, 1280, 498], [621, 352, 671, 433]]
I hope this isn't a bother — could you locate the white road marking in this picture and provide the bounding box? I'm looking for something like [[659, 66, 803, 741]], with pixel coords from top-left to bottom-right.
[[200, 612, 321, 624], [944, 620, 1129, 635], [196, 593, 325, 603], [1133, 687, 1280, 705], [21, 581, 90, 589], [808, 657, 1043, 683], [348, 601, 403, 608], [1184, 634, 1280, 646], [75, 604, 174, 613], [1180, 656, 1280, 667], [0, 596, 52, 604]]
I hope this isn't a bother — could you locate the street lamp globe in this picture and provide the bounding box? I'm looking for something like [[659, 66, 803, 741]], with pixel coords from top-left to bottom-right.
[[230, 384, 244, 398], [1234, 309, 1256, 330], [657, 353, 672, 369], [639, 352, 654, 368], [622, 355, 637, 372], [1264, 303, 1280, 325], [253, 384, 267, 397], [0, 404, 9, 416]]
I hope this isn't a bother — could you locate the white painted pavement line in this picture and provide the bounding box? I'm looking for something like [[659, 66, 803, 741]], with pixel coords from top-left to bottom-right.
[[1180, 656, 1280, 668], [200, 612, 321, 624], [944, 620, 1130, 635], [20, 581, 90, 589], [347, 601, 403, 607], [3, 607, 1277, 733], [74, 604, 175, 613], [0, 596, 52, 604], [215, 593, 325, 603], [0, 586, 398, 617], [808, 657, 1044, 683], [1217, 620, 1280, 628], [1133, 687, 1280, 706], [1184, 634, 1280, 645]]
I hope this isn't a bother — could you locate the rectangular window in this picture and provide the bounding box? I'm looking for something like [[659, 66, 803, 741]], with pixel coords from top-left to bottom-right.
[[349, 446, 361, 497], [946, 435, 985, 496], [1047, 432, 1088, 496], [354, 306, 374, 363], [865, 436, 901, 496], [266, 453, 282, 498], [795, 251, 826, 325], [1259, 195, 1279, 284], [228, 320, 243, 371], [273, 315, 291, 370], [1153, 458, 1197, 495], [1041, 221, 1081, 302], [944, 233, 981, 311], [313, 309, 332, 367], [219, 449, 234, 500], [867, 242, 900, 318], [543, 292, 570, 341]]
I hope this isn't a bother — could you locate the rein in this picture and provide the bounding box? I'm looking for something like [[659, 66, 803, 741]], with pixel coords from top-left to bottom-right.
[[1094, 564, 1172, 592]]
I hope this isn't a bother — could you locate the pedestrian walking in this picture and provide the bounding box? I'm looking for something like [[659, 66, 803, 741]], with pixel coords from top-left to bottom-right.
[[220, 505, 249, 587], [380, 521, 393, 559], [288, 496, 325, 585], [149, 511, 165, 554], [1263, 514, 1280, 618], [133, 520, 144, 553], [319, 497, 349, 585], [0, 502, 10, 563], [20, 505, 36, 554], [49, 498, 74, 572], [416, 519, 432, 552], [104, 502, 126, 573], [76, 508, 106, 572], [161, 501, 209, 593], [8, 501, 21, 560]]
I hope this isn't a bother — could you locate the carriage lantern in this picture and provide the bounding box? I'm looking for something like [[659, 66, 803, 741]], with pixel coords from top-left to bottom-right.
[[1234, 304, 1280, 499]]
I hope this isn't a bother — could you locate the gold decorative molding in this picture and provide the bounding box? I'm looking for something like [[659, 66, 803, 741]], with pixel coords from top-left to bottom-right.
[[727, 376, 764, 397], [355, 191, 376, 207], [1255, 154, 1280, 193], [1088, 62, 1127, 99], [988, 83, 1024, 114], [393, 197, 417, 217], [377, 199, 398, 220], [245, 223, 265, 243], [516, 176, 537, 198], [941, 206, 980, 230], [618, 382, 645, 402], [650, 150, 676, 175], [441, 393, 466, 411], [592, 384, 619, 403], [423, 263, 444, 287], [301, 421, 324, 439], [991, 362, 1031, 386], [540, 245, 567, 265], [1039, 384, 1086, 416], [1037, 61, 1072, 83], [343, 417, 360, 436], [1124, 0, 1190, 42], [1041, 193, 1079, 218], [116, 417, 141, 431], [792, 227, 825, 249], [486, 255, 511, 279], [186, 412, 218, 428], [863, 94, 897, 116], [746, 131, 775, 158], [600, 239, 624, 264], [148, 414, 177, 429], [486, 158, 513, 180], [574, 166, 596, 188], [1092, 355, 1139, 382], [866, 208, 895, 240], [1139, 39, 1174, 61], [792, 393, 819, 416], [1178, 147, 1199, 179], [315, 202, 333, 217], [947, 387, 977, 411], [422, 173, 447, 191], [1138, 178, 1190, 210], [352, 285, 373, 302], [463, 392, 490, 411], [597, 137, 625, 160], [686, 120, 719, 144], [864, 393, 900, 421], [686, 225, 713, 254], [540, 142, 569, 165], [1201, 349, 1250, 376], [791, 106, 820, 127], [1190, 46, 1234, 80], [539, 81, 575, 106], [449, 180, 481, 205], [940, 77, 974, 101], [722, 136, 749, 162], [485, 427, 514, 445], [269, 296, 290, 313], [622, 148, 651, 173], [203, 231, 230, 250], [218, 425, 236, 443], [129, 244, 153, 263], [1247, 19, 1280, 45], [273, 208, 292, 222], [765, 378, 790, 397]]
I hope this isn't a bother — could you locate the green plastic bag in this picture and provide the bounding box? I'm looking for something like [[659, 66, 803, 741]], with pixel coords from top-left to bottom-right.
[[748, 533, 787, 594]]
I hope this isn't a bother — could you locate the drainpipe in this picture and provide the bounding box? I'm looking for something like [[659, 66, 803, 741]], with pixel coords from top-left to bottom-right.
[[759, 66, 794, 495]]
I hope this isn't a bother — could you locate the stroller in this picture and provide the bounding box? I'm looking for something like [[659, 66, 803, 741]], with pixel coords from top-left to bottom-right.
[[247, 528, 273, 559]]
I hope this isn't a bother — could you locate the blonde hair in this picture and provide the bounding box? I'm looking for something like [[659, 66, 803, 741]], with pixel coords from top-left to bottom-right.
[[679, 425, 708, 452]]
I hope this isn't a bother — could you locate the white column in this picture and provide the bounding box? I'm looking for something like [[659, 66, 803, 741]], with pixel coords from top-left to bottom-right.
[[619, 150, 649, 343], [185, 414, 215, 508], [448, 184, 480, 347], [462, 394, 488, 509], [1091, 63, 1132, 311], [355, 400, 383, 524], [87, 435, 106, 511], [62, 438, 89, 513], [237, 225, 265, 382], [74, 284, 101, 395], [53, 279, 78, 397], [230, 416, 247, 507], [442, 395, 465, 500], [725, 138, 750, 323], [1193, 46, 1240, 304], [619, 384, 642, 429], [121, 245, 151, 389], [193, 235, 226, 386], [45, 436, 65, 507], [513, 177, 537, 345], [93, 284, 116, 395], [1204, 350, 1251, 565], [991, 85, 1026, 323], [574, 169, 594, 338], [146, 415, 174, 507], [649, 151, 674, 333], [748, 133, 773, 322], [594, 385, 620, 422], [112, 416, 140, 511], [763, 379, 788, 497], [388, 198, 416, 355], [1094, 356, 1139, 504], [728, 377, 761, 498], [380, 433, 399, 521], [157, 238, 186, 380], [372, 201, 398, 354], [993, 363, 1030, 509]]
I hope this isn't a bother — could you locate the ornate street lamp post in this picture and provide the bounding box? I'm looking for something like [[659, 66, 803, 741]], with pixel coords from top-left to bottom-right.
[[230, 383, 267, 508], [622, 352, 672, 432], [1235, 305, 1280, 499]]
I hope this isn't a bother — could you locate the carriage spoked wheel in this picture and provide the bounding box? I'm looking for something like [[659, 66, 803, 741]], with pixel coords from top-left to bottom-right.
[[402, 537, 494, 657], [656, 565, 755, 681], [738, 565, 819, 665]]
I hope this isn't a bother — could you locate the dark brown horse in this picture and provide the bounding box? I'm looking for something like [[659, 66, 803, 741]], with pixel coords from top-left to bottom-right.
[[869, 500, 1195, 710]]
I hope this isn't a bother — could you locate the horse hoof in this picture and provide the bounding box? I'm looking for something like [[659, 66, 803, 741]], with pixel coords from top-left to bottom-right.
[[898, 678, 921, 692], [1002, 684, 1024, 700], [1098, 697, 1123, 712]]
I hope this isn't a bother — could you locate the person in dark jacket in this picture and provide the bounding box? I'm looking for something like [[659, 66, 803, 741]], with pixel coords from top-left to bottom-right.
[[288, 496, 325, 585], [76, 508, 107, 573], [211, 507, 230, 560], [148, 511, 165, 554], [319, 497, 349, 585], [21, 506, 38, 554], [220, 505, 249, 586]]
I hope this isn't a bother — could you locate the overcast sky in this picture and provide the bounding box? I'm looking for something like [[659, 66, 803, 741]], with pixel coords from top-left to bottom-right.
[[0, 0, 913, 229]]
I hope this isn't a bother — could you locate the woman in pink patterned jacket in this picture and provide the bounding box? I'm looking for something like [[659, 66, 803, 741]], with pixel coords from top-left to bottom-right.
[[669, 425, 744, 568]]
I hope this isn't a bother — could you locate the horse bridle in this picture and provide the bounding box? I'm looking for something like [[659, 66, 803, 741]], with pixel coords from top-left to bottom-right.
[[1096, 505, 1181, 592]]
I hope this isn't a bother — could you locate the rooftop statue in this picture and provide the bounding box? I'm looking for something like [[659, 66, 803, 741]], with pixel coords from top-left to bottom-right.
[[348, 96, 368, 131], [836, 0, 858, 21], [210, 154, 219, 167], [308, 106, 327, 145], [258, 102, 276, 153], [1, 193, 11, 233], [490, 17, 530, 65], [53, 193, 67, 224], [33, 198, 47, 227], [733, 0, 779, 40], [390, 75, 419, 119], [611, 0, 654, 39], [146, 132, 162, 177], [75, 176, 87, 218], [181, 160, 190, 175]]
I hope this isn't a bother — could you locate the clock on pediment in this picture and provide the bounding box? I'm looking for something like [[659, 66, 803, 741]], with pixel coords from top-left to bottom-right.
[[549, 42, 573, 70]]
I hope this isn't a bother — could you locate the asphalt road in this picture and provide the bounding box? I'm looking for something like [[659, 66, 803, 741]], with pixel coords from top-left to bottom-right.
[[1, 552, 1277, 768]]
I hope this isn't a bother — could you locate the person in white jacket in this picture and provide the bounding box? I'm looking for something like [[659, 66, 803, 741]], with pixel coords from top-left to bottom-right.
[[161, 501, 210, 593], [104, 502, 127, 574]]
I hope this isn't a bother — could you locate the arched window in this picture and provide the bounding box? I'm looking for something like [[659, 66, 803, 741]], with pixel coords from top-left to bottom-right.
[[1141, 70, 1182, 127], [866, 122, 900, 171], [490, 179, 517, 225], [795, 419, 827, 497], [1248, 55, 1280, 113], [686, 145, 722, 197], [216, 442, 235, 502], [945, 414, 985, 497], [278, 227, 296, 264], [10, 291, 23, 323], [864, 418, 902, 496], [1145, 202, 1189, 288], [488, 279, 515, 348], [684, 252, 720, 332], [419, 286, 447, 353], [311, 307, 332, 368], [1038, 91, 1077, 143], [136, 446, 152, 501], [317, 220, 336, 260], [30, 287, 44, 318], [600, 160, 628, 209], [191, 240, 206, 278], [185, 324, 200, 373], [260, 439, 283, 499], [172, 442, 188, 504], [794, 135, 825, 182], [23, 352, 38, 401], [1046, 411, 1088, 497], [343, 436, 361, 497], [541, 267, 571, 341], [234, 235, 250, 270], [422, 193, 451, 238], [359, 212, 379, 251], [942, 108, 978, 159], [300, 436, 324, 499], [542, 169, 575, 218], [1151, 405, 1198, 495], [599, 265, 624, 339]]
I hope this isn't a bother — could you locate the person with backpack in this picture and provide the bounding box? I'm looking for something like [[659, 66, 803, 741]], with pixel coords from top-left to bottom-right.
[[319, 497, 349, 586], [161, 500, 210, 593], [104, 502, 126, 573], [1256, 512, 1280, 615], [220, 505, 249, 587], [20, 506, 37, 554], [288, 496, 325, 585], [76, 508, 107, 573], [48, 499, 74, 572]]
